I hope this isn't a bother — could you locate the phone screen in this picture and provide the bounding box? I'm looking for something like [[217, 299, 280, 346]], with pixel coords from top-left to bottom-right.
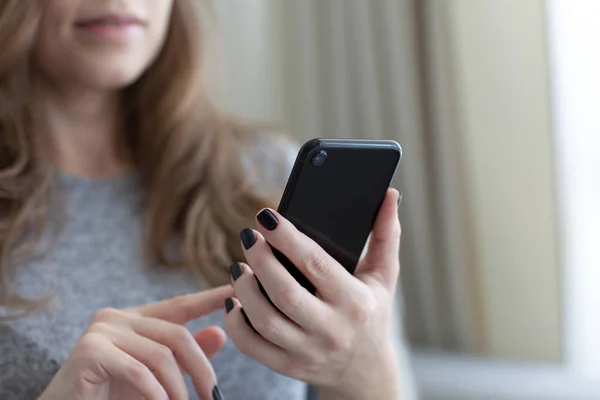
[[274, 140, 401, 293]]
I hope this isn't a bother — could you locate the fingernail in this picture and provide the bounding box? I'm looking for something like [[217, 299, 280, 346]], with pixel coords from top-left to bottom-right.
[[230, 262, 244, 281], [398, 192, 403, 207], [240, 228, 257, 249], [225, 297, 234, 313], [257, 209, 279, 231], [213, 385, 225, 400], [241, 308, 259, 334]]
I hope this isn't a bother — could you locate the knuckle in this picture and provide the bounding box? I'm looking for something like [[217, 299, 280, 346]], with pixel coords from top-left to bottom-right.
[[302, 251, 330, 278], [92, 307, 121, 323], [256, 315, 281, 338], [126, 358, 151, 382], [171, 324, 194, 345], [152, 344, 175, 365], [323, 329, 351, 352], [348, 303, 369, 324], [86, 321, 114, 336], [347, 296, 376, 324], [77, 333, 105, 359], [275, 288, 302, 314]]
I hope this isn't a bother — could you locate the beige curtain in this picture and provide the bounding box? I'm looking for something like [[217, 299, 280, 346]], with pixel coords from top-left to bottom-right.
[[272, 0, 481, 353], [213, 0, 487, 358]]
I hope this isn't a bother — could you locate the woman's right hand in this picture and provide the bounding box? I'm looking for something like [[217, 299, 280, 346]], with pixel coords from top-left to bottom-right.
[[39, 285, 233, 400]]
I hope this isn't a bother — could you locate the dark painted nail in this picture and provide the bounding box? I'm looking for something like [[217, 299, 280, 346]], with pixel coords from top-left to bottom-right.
[[240, 228, 257, 249], [230, 262, 244, 281], [257, 209, 279, 231], [225, 297, 234, 313], [241, 308, 259, 334], [213, 385, 225, 400]]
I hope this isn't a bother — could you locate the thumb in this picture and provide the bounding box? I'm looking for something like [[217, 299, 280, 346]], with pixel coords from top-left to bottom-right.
[[193, 326, 227, 359], [355, 188, 401, 288]]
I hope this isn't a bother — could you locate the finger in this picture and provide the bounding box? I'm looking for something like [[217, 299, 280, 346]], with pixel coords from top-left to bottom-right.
[[223, 297, 293, 377], [193, 326, 227, 359], [355, 188, 401, 287], [81, 333, 168, 400], [238, 229, 333, 332], [135, 285, 234, 324], [131, 316, 219, 399], [252, 209, 365, 304], [106, 330, 188, 400], [231, 262, 308, 350]]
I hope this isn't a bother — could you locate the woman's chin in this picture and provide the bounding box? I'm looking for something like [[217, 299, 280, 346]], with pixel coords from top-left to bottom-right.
[[89, 72, 145, 91], [71, 64, 149, 91]]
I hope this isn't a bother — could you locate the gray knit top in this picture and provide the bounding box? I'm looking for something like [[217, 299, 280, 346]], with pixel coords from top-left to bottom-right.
[[0, 135, 307, 399]]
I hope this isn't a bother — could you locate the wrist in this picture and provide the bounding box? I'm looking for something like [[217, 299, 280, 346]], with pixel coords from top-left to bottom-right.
[[318, 347, 400, 400]]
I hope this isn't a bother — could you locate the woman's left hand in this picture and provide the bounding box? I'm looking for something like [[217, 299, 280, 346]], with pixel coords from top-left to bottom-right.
[[224, 189, 402, 400]]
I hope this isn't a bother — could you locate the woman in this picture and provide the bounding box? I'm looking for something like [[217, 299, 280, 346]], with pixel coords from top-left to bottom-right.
[[0, 1, 406, 399]]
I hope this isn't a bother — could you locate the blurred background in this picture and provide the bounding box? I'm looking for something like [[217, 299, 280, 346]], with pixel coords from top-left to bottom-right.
[[210, 0, 600, 399]]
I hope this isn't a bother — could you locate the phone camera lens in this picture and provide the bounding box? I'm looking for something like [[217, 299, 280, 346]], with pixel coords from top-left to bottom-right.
[[311, 150, 328, 167]]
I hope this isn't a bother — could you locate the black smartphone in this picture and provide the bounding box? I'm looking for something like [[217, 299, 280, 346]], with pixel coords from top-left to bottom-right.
[[272, 138, 402, 294]]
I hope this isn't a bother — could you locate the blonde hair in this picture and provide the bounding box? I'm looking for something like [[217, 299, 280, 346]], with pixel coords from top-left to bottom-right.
[[0, 0, 275, 312]]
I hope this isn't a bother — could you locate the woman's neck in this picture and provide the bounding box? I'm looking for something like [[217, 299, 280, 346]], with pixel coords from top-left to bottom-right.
[[40, 82, 133, 179]]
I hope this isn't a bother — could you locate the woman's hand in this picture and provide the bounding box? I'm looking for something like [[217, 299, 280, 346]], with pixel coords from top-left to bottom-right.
[[40, 286, 233, 400], [224, 189, 402, 400]]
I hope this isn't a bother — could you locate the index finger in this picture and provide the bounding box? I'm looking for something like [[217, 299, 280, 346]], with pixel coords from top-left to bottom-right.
[[255, 210, 365, 304], [135, 285, 234, 324]]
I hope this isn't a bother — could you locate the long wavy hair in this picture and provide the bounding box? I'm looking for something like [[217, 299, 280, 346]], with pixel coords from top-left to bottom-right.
[[0, 0, 276, 312]]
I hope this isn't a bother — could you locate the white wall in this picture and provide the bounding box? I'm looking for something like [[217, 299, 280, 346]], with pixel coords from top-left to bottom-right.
[[448, 0, 561, 361], [212, 1, 285, 123], [547, 0, 600, 380]]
